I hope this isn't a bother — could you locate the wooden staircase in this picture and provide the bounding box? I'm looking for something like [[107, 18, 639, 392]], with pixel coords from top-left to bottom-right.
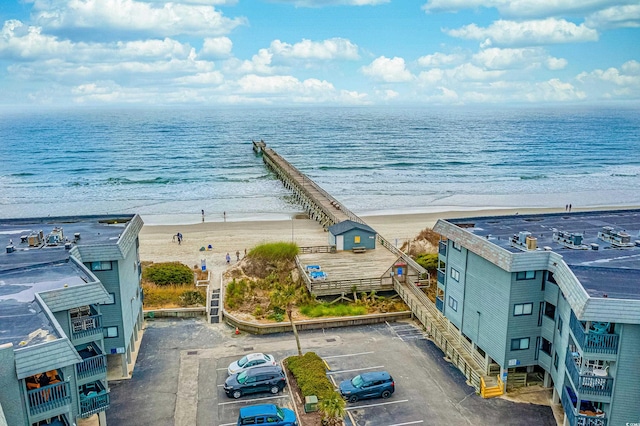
[[480, 375, 504, 398]]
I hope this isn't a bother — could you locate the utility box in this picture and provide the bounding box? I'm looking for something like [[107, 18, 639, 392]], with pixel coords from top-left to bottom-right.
[[304, 395, 318, 413]]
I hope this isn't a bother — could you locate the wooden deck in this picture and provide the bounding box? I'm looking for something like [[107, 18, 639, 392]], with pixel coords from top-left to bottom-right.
[[298, 248, 398, 296]]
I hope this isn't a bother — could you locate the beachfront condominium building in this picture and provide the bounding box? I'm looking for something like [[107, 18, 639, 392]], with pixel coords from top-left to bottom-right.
[[0, 214, 144, 426], [433, 209, 640, 426]]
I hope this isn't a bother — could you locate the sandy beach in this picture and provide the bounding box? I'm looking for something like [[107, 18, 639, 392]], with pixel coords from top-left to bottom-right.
[[138, 205, 608, 284]]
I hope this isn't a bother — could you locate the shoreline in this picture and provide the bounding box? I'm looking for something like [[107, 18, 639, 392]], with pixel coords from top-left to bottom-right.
[[138, 205, 640, 282]]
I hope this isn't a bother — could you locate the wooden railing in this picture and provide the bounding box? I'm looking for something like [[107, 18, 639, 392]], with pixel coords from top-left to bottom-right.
[[299, 245, 336, 254], [76, 354, 107, 380], [71, 314, 102, 340], [80, 390, 110, 417], [564, 352, 613, 398], [27, 381, 71, 416], [569, 312, 619, 355]]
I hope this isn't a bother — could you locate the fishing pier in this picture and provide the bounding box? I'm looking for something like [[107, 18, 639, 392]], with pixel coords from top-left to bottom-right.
[[253, 139, 504, 395]]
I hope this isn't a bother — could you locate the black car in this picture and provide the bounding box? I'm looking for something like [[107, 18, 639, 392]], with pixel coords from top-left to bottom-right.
[[224, 365, 287, 399], [339, 371, 395, 403]]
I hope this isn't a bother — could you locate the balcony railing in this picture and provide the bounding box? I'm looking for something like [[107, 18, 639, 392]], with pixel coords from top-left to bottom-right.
[[437, 269, 445, 286], [569, 313, 618, 355], [435, 296, 444, 312], [76, 354, 107, 380], [565, 352, 613, 397], [27, 381, 71, 416], [80, 391, 110, 417], [562, 387, 608, 426], [438, 241, 447, 256], [71, 314, 103, 340]]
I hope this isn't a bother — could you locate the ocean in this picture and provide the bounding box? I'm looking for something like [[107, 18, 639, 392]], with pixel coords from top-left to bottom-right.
[[1, 106, 639, 225]]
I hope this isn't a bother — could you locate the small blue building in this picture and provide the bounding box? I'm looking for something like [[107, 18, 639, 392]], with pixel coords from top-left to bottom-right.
[[328, 220, 376, 251]]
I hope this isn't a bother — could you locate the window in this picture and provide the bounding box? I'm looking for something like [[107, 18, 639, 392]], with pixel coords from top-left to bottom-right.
[[90, 261, 112, 271], [544, 302, 556, 319], [452, 241, 462, 251], [557, 316, 563, 335], [450, 268, 460, 282], [513, 303, 533, 316], [105, 293, 116, 305], [448, 296, 458, 312], [540, 337, 552, 356], [511, 338, 530, 351], [553, 352, 559, 370], [104, 326, 118, 338], [516, 270, 536, 280], [354, 236, 361, 244]]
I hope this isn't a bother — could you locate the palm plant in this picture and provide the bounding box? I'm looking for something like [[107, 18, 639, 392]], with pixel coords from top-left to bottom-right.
[[318, 391, 346, 426]]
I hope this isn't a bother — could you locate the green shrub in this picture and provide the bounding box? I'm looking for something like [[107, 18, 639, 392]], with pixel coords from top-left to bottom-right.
[[286, 352, 335, 400], [248, 242, 299, 262], [143, 262, 193, 286], [416, 253, 439, 271], [179, 290, 205, 306], [299, 303, 367, 318]]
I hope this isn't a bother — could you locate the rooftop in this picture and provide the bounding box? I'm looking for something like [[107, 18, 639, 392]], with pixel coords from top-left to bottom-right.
[[447, 209, 640, 300], [0, 215, 136, 348]]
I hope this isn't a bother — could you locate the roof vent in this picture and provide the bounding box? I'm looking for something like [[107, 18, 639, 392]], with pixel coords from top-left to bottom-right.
[[74, 232, 81, 240], [65, 242, 72, 250], [591, 243, 599, 251], [635, 240, 640, 247], [6, 245, 15, 254]]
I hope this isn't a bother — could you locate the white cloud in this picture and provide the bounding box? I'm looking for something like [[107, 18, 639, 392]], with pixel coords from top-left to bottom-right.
[[174, 71, 224, 85], [0, 20, 74, 60], [585, 5, 640, 29], [361, 56, 413, 82], [223, 48, 275, 75], [31, 0, 247, 37], [271, 0, 389, 6], [236, 74, 332, 94], [422, 0, 637, 19], [417, 52, 464, 67], [472, 47, 566, 70], [577, 61, 640, 89], [446, 18, 599, 47], [527, 78, 586, 102], [200, 37, 233, 59], [270, 38, 359, 60]]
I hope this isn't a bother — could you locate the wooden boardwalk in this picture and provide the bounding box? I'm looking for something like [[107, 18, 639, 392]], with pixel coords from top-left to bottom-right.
[[254, 140, 496, 395]]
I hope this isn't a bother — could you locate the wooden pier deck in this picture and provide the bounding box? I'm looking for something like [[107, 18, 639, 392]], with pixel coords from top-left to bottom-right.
[[252, 139, 495, 395]]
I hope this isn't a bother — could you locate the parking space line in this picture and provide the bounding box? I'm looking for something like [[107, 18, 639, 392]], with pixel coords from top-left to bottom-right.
[[323, 351, 374, 359], [218, 394, 290, 406], [345, 399, 409, 411], [216, 367, 228, 371], [327, 365, 384, 375], [385, 421, 424, 426], [219, 423, 236, 426]]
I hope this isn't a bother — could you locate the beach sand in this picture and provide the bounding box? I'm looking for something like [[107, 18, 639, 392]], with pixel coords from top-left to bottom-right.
[[139, 206, 583, 284]]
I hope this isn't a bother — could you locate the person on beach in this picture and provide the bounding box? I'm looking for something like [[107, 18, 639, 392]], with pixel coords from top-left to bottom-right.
[[177, 233, 183, 245], [201, 209, 205, 222], [223, 211, 226, 221], [236, 250, 240, 261], [226, 253, 231, 264]]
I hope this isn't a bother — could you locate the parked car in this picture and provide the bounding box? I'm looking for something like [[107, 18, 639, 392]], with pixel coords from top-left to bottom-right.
[[227, 353, 277, 375], [224, 365, 287, 399], [339, 371, 395, 403], [237, 403, 298, 426]]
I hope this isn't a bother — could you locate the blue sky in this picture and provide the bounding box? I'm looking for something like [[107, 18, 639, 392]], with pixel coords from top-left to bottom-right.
[[0, 0, 638, 107]]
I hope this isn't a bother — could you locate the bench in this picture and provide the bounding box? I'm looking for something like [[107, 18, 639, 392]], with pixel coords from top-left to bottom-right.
[[352, 247, 367, 253]]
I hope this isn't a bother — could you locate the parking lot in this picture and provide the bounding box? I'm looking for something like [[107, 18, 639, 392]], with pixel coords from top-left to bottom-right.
[[108, 318, 556, 426]]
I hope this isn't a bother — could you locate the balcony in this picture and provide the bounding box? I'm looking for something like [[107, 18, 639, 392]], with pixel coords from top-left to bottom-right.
[[562, 386, 607, 426], [71, 313, 103, 340], [569, 313, 618, 355], [437, 269, 445, 286], [76, 346, 107, 381], [436, 296, 444, 312], [438, 241, 447, 256], [79, 381, 110, 417], [565, 352, 613, 398], [27, 381, 71, 417]]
